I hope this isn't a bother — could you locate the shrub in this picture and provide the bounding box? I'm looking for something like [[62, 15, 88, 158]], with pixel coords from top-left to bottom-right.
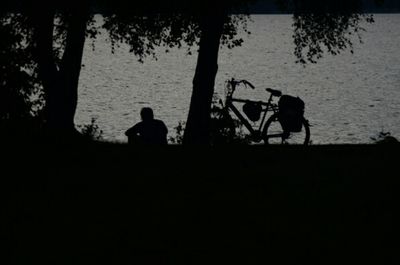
[[169, 121, 185, 144], [210, 98, 251, 145], [77, 118, 103, 141], [370, 130, 399, 144]]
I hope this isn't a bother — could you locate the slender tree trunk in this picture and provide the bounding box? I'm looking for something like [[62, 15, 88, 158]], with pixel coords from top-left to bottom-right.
[[183, 13, 226, 145], [33, 9, 64, 134], [33, 6, 89, 139]]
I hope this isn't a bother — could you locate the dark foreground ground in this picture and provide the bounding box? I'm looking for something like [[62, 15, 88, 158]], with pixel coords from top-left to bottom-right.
[[1, 143, 398, 265]]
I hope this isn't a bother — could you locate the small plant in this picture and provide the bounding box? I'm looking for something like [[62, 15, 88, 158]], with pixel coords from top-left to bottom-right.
[[78, 118, 103, 141], [169, 121, 185, 144], [370, 130, 398, 144], [210, 97, 251, 145]]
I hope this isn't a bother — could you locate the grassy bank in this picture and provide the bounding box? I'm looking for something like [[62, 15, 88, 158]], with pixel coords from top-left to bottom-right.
[[1, 143, 398, 264]]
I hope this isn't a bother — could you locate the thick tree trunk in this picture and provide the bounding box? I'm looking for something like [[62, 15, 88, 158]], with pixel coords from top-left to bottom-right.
[[57, 11, 89, 134], [183, 13, 226, 145], [33, 6, 89, 139]]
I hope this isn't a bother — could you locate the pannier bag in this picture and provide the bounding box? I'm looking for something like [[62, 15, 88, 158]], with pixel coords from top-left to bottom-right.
[[243, 101, 262, 122], [278, 95, 305, 132]]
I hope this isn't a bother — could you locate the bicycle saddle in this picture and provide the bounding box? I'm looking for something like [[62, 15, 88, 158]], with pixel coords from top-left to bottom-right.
[[266, 88, 282, 97]]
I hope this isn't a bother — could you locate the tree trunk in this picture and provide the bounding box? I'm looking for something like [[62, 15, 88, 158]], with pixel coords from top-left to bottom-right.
[[33, 6, 89, 139], [57, 10, 89, 134], [32, 8, 58, 126], [183, 13, 226, 145]]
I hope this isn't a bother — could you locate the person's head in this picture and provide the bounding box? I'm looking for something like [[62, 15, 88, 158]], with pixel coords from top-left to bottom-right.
[[140, 107, 154, 121]]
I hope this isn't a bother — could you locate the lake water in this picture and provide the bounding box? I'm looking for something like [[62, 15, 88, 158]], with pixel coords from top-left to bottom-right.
[[76, 14, 400, 144]]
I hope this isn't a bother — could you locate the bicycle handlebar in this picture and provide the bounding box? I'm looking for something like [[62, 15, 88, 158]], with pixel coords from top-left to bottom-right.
[[229, 78, 255, 90], [241, 80, 255, 89], [228, 78, 283, 99]]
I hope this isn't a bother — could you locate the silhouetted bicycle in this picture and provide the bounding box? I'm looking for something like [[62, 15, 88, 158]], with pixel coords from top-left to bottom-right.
[[212, 78, 310, 145]]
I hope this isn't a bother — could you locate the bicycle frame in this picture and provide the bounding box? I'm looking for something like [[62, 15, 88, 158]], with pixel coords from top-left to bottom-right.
[[225, 92, 278, 139]]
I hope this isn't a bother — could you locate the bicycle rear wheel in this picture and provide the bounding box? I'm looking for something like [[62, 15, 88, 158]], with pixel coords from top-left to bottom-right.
[[262, 114, 310, 145]]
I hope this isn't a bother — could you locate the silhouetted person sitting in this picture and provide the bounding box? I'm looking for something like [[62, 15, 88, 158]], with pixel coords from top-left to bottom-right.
[[125, 107, 168, 145]]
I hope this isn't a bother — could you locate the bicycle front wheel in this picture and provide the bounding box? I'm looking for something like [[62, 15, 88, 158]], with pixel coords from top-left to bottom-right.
[[262, 114, 310, 145]]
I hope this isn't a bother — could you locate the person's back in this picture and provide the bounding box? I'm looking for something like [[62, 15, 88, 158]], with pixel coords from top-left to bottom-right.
[[125, 107, 168, 145]]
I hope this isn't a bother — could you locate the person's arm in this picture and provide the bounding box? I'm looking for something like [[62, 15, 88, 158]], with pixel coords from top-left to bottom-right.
[[125, 123, 140, 136], [162, 122, 168, 136], [159, 121, 168, 145]]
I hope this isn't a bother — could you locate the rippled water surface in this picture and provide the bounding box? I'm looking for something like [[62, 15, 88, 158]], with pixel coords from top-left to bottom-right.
[[76, 14, 400, 143]]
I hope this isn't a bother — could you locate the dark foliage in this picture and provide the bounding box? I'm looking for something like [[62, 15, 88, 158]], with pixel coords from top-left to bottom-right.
[[0, 14, 44, 139], [293, 13, 374, 63], [0, 14, 42, 119], [102, 13, 251, 62]]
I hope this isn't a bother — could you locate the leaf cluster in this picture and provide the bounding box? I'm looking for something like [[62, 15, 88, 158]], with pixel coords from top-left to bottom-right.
[[292, 13, 374, 64], [102, 12, 252, 62], [0, 13, 43, 121]]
